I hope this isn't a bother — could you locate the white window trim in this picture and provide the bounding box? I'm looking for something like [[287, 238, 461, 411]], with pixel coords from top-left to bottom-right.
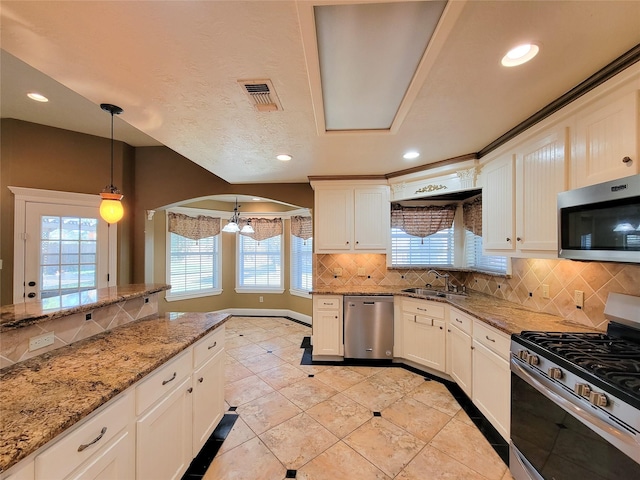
[[235, 231, 284, 294], [9, 187, 117, 303], [165, 207, 222, 300]]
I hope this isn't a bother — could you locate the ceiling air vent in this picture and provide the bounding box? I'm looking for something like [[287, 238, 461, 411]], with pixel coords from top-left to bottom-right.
[[238, 79, 283, 112]]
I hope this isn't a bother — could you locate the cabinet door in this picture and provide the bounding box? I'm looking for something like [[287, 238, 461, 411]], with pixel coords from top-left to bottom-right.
[[447, 325, 472, 397], [313, 309, 342, 356], [574, 91, 639, 188], [192, 350, 224, 455], [516, 127, 567, 252], [314, 188, 352, 251], [403, 314, 446, 372], [354, 187, 389, 250], [472, 340, 510, 440], [137, 377, 193, 480], [482, 154, 515, 251], [65, 431, 134, 480]]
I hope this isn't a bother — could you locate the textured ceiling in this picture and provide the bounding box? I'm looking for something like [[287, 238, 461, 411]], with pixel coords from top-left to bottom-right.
[[1, 1, 639, 184]]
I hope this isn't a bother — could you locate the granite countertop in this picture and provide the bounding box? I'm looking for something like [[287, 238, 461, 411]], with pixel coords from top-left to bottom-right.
[[0, 284, 171, 331], [311, 286, 594, 335], [0, 311, 229, 474]]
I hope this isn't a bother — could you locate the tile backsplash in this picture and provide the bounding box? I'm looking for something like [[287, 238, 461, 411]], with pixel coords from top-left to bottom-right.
[[313, 254, 640, 331], [0, 294, 159, 369]]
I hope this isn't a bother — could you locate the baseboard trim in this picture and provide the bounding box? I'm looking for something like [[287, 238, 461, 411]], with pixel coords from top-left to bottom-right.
[[214, 308, 311, 326]]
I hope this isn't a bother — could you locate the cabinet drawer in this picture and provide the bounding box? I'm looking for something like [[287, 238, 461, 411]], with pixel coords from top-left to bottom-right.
[[315, 297, 341, 310], [35, 391, 134, 480], [403, 299, 445, 319], [193, 326, 225, 368], [473, 321, 510, 360], [136, 350, 191, 415], [449, 308, 473, 335]]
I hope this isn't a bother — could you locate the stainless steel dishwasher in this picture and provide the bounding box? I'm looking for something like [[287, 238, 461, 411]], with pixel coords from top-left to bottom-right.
[[343, 295, 394, 360]]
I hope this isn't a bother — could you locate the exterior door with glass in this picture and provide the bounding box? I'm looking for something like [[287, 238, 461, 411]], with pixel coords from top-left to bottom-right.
[[22, 202, 111, 305]]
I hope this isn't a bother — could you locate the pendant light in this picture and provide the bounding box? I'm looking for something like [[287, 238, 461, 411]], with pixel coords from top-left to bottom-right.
[[222, 198, 254, 234], [99, 103, 124, 224]]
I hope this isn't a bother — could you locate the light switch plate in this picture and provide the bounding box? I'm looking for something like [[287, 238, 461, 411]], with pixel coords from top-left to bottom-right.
[[333, 268, 342, 276], [29, 332, 55, 351], [542, 284, 550, 299], [574, 290, 584, 308], [357, 267, 366, 276]]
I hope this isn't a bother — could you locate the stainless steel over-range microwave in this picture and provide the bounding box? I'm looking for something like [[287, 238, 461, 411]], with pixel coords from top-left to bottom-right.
[[558, 173, 640, 263]]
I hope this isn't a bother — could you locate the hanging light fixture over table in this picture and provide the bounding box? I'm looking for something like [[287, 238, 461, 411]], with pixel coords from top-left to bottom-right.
[[99, 103, 124, 224], [222, 198, 254, 234]]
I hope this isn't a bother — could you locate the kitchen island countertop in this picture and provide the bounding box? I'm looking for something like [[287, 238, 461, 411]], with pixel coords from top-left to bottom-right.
[[311, 286, 595, 335], [0, 310, 229, 474], [0, 283, 171, 331]]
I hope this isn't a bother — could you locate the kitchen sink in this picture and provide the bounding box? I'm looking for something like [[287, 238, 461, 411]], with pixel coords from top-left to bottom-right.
[[402, 287, 467, 298]]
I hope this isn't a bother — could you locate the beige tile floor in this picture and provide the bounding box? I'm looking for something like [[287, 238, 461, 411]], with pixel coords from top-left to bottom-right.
[[206, 316, 514, 480]]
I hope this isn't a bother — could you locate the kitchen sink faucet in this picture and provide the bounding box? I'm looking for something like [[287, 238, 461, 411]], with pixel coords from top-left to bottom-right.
[[427, 269, 450, 292]]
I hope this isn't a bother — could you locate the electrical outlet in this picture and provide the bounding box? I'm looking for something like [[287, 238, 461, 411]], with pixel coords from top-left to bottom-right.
[[259, 296, 264, 303], [333, 268, 342, 277], [29, 332, 55, 352], [542, 284, 550, 299], [357, 267, 366, 276], [575, 290, 584, 308]]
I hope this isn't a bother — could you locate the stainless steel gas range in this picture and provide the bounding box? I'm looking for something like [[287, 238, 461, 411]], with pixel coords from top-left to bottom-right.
[[510, 292, 640, 480]]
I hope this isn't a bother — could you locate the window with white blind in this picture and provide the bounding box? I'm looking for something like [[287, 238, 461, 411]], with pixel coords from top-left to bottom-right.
[[237, 234, 283, 292], [291, 235, 313, 297], [391, 227, 455, 266], [464, 230, 508, 274], [167, 233, 221, 299]]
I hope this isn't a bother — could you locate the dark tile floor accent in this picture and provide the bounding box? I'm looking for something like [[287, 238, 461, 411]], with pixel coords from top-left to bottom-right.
[[181, 414, 238, 479]]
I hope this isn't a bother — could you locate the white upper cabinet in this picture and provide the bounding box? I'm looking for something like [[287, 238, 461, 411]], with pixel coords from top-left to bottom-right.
[[515, 126, 567, 253], [312, 182, 390, 253], [481, 153, 515, 251], [573, 90, 639, 188], [482, 126, 566, 256]]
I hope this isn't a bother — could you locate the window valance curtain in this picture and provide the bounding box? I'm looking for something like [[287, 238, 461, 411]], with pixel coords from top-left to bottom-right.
[[463, 196, 482, 237], [391, 204, 456, 238], [291, 216, 313, 240], [239, 218, 283, 241], [167, 212, 221, 240]]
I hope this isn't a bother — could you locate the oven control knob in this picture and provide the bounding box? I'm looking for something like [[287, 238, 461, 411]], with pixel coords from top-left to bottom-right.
[[527, 355, 540, 366], [518, 350, 529, 361], [548, 367, 563, 379], [574, 383, 591, 397], [589, 391, 608, 407]]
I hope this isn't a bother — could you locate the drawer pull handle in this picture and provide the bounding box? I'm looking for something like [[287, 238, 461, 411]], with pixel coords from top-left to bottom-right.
[[78, 427, 107, 452], [455, 318, 463, 323], [417, 307, 427, 312], [208, 341, 217, 350], [187, 387, 193, 393], [485, 335, 496, 342], [198, 377, 204, 383], [162, 372, 177, 385]]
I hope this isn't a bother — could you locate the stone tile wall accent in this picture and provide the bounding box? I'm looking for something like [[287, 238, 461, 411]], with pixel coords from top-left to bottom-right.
[[314, 254, 640, 331], [0, 293, 159, 369]]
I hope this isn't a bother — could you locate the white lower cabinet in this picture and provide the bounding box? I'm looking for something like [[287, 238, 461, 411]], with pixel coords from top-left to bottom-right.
[[312, 295, 343, 358], [136, 377, 193, 480], [401, 299, 446, 372], [35, 391, 135, 480], [192, 328, 225, 455], [471, 320, 511, 441], [5, 326, 227, 480], [446, 308, 473, 397]]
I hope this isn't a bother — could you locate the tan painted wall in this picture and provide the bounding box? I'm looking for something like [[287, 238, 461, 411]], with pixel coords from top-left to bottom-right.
[[1, 119, 313, 318], [0, 119, 134, 303]]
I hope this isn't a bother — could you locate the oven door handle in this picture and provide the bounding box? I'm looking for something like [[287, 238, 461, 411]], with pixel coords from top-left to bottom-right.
[[511, 358, 640, 457]]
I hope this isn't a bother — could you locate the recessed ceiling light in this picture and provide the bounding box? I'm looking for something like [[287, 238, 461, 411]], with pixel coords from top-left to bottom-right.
[[27, 92, 48, 102], [403, 151, 420, 160], [276, 154, 292, 161], [501, 43, 540, 67]]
